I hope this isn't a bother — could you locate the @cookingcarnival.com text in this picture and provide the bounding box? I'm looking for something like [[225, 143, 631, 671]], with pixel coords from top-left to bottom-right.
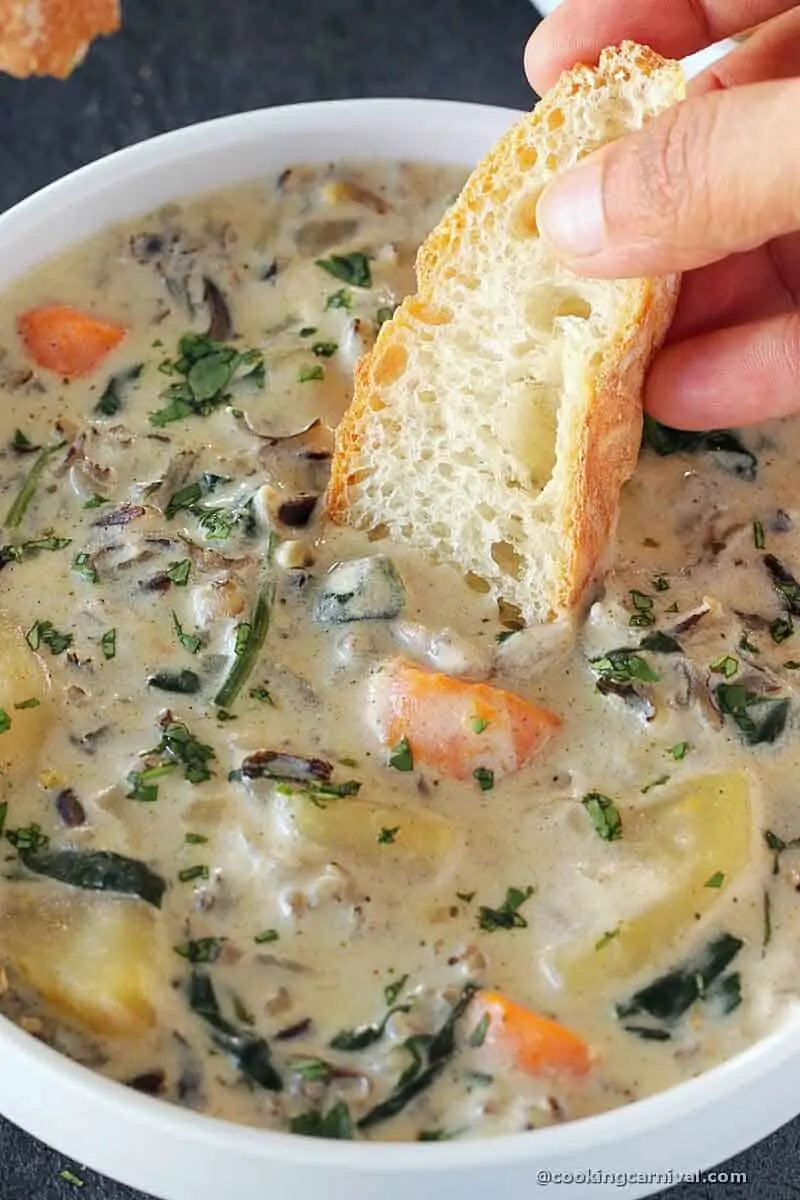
[[535, 1169, 747, 1187]]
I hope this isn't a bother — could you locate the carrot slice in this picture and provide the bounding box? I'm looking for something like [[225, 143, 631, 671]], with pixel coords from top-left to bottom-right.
[[472, 989, 591, 1075], [367, 658, 560, 781], [18, 305, 126, 378]]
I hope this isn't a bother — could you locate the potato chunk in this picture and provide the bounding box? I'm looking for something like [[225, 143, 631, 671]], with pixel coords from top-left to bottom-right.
[[0, 614, 49, 773], [556, 774, 752, 991], [0, 891, 164, 1035], [279, 792, 455, 866]]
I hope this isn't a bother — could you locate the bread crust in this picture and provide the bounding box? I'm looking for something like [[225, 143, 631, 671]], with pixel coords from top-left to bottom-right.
[[327, 43, 683, 619], [0, 0, 120, 79]]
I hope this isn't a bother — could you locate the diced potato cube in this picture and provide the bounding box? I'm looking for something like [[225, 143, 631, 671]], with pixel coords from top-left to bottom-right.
[[279, 793, 455, 866], [556, 774, 751, 991], [0, 891, 164, 1035], [0, 614, 50, 773]]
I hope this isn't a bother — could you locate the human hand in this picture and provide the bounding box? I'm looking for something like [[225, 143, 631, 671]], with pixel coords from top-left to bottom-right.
[[525, 1, 800, 431]]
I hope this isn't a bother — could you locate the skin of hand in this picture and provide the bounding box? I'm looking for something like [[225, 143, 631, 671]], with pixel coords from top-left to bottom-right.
[[526, 1, 800, 431]]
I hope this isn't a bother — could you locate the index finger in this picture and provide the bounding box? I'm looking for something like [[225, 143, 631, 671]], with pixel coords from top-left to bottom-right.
[[525, 0, 798, 94]]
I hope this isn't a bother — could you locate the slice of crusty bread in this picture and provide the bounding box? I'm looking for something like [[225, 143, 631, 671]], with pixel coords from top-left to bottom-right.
[[0, 0, 119, 79], [327, 43, 684, 623]]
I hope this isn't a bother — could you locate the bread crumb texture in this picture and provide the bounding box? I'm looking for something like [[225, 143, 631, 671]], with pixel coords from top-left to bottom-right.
[[0, 0, 120, 78], [327, 43, 684, 623]]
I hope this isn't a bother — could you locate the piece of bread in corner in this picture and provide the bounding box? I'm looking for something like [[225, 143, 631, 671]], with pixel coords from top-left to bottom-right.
[[0, 0, 120, 79], [326, 42, 684, 624]]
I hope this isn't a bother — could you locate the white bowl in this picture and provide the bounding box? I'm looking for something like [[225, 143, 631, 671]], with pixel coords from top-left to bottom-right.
[[531, 0, 738, 80], [1, 98, 799, 1200]]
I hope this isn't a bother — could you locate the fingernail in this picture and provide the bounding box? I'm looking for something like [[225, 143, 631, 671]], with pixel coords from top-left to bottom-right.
[[536, 158, 606, 258]]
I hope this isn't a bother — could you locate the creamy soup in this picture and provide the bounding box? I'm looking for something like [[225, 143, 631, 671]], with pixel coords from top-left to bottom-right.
[[0, 160, 799, 1144]]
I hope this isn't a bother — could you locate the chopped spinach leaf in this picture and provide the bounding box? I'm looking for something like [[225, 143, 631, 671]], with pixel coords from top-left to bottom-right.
[[477, 884, 534, 931], [147, 669, 201, 695], [641, 417, 757, 480], [388, 737, 413, 772], [715, 683, 790, 746], [376, 305, 396, 326], [582, 792, 622, 841], [639, 631, 682, 654], [186, 970, 282, 1091], [214, 574, 275, 709], [316, 252, 371, 288], [19, 848, 166, 907], [710, 654, 738, 678], [357, 983, 477, 1130], [83, 493, 109, 509], [6, 823, 49, 852], [312, 341, 337, 358], [249, 686, 275, 705], [667, 741, 690, 760], [26, 619, 72, 655], [72, 551, 98, 584], [94, 363, 143, 417], [297, 364, 324, 383], [11, 429, 37, 454], [330, 1003, 410, 1051], [617, 933, 743, 1028], [770, 616, 794, 644], [290, 1101, 353, 1139], [708, 972, 742, 1015], [101, 628, 116, 660], [325, 289, 352, 310]]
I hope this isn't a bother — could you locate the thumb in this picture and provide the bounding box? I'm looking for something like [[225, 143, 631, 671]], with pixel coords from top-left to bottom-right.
[[536, 77, 800, 278]]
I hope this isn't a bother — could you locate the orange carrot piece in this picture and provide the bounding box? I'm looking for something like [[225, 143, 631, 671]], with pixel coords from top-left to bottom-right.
[[367, 658, 560, 781], [472, 989, 591, 1076], [18, 305, 125, 378]]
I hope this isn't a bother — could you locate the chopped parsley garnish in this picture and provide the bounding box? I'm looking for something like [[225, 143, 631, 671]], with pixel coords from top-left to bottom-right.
[[739, 633, 760, 654], [469, 1012, 490, 1047], [126, 763, 176, 803], [249, 686, 275, 705], [667, 741, 689, 761], [165, 473, 226, 519], [770, 616, 794, 644], [166, 558, 192, 586], [185, 832, 208, 845], [174, 937, 223, 963], [14, 697, 40, 710], [763, 889, 772, 949], [384, 974, 409, 1006], [312, 341, 337, 358], [495, 629, 516, 645], [289, 1102, 353, 1140], [641, 774, 669, 794], [6, 823, 50, 852], [763, 554, 800, 615], [705, 871, 725, 889], [214, 576, 275, 710], [26, 619, 72, 655], [325, 288, 352, 310], [297, 364, 324, 383], [11, 429, 37, 453], [764, 828, 800, 874], [638, 631, 682, 654], [652, 576, 670, 592], [58, 1169, 85, 1188], [178, 864, 210, 883], [94, 363, 143, 417], [595, 927, 621, 951], [473, 767, 494, 791], [147, 669, 201, 695], [589, 649, 660, 686], [0, 534, 72, 565], [101, 628, 116, 660], [582, 792, 622, 841], [254, 928, 279, 944], [710, 654, 738, 678], [470, 716, 489, 734], [72, 551, 98, 583], [149, 333, 264, 426], [83, 493, 109, 509], [298, 326, 317, 337], [0, 802, 6, 837], [378, 825, 400, 844], [172, 610, 202, 655], [388, 737, 413, 771], [151, 719, 216, 784], [0, 709, 11, 734], [316, 252, 371, 288], [4, 440, 66, 529], [753, 520, 766, 550], [628, 589, 655, 627], [477, 884, 534, 931], [456, 890, 475, 903], [376, 305, 396, 326]]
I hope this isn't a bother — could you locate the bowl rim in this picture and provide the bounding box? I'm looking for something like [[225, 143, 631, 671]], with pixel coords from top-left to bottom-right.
[[1, 95, 798, 1175]]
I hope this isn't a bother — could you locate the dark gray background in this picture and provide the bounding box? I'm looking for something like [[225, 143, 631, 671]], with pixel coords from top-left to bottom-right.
[[0, 0, 796, 1196]]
